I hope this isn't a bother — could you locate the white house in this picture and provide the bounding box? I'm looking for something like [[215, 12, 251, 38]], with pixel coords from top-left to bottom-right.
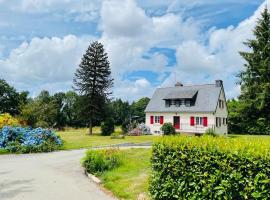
[[145, 80, 228, 135]]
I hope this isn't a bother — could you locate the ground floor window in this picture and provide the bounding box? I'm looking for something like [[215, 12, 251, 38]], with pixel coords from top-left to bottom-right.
[[196, 117, 203, 125], [154, 116, 160, 123], [216, 117, 222, 127]]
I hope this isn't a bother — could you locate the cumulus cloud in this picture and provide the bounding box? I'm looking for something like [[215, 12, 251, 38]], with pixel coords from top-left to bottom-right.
[[0, 35, 96, 94], [169, 0, 270, 98]]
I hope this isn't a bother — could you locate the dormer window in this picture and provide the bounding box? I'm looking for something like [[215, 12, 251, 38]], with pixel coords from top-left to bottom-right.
[[185, 99, 191, 107], [164, 98, 194, 107], [163, 89, 198, 108]]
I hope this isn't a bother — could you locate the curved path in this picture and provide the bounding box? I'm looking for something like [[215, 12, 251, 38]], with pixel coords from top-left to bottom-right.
[[0, 149, 113, 200], [0, 145, 150, 200]]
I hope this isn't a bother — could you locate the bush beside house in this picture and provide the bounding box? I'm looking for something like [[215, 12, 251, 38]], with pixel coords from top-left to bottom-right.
[[160, 123, 175, 135], [149, 136, 270, 199]]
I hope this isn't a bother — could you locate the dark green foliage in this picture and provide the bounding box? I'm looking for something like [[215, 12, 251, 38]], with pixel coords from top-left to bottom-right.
[[110, 99, 131, 125], [130, 97, 150, 122], [227, 99, 247, 134], [21, 90, 58, 127], [0, 79, 20, 115], [149, 137, 270, 200], [74, 41, 113, 134], [238, 7, 270, 134], [101, 118, 115, 136], [160, 123, 175, 135], [83, 149, 122, 175], [121, 120, 129, 134]]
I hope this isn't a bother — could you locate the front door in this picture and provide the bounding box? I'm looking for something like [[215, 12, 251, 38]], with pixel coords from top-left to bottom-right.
[[173, 116, 180, 129]]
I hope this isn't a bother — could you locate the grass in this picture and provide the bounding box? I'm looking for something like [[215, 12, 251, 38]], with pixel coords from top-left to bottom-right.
[[100, 148, 151, 200], [0, 149, 8, 155], [57, 126, 159, 150]]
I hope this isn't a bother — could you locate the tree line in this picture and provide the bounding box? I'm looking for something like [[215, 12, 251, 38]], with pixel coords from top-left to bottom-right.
[[0, 79, 150, 130]]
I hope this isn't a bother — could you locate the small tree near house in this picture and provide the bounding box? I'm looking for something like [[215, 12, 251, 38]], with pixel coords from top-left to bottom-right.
[[73, 41, 113, 134]]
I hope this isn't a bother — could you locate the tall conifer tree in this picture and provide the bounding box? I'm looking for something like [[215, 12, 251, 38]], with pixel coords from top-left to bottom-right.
[[74, 41, 113, 134], [239, 7, 270, 134]]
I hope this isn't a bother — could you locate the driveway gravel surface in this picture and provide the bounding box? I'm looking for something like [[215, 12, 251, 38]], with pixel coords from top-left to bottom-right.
[[0, 149, 114, 200]]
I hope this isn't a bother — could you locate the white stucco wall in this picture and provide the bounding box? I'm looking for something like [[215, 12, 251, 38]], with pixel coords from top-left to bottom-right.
[[213, 88, 228, 135], [145, 112, 216, 135]]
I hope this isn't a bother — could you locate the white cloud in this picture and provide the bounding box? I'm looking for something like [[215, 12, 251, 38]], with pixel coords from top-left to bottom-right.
[[114, 78, 154, 101], [168, 0, 270, 98], [0, 35, 96, 94], [0, 0, 101, 22]]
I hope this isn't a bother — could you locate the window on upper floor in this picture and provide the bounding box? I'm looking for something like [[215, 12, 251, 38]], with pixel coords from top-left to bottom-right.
[[185, 99, 191, 107], [219, 100, 224, 109], [165, 98, 194, 107]]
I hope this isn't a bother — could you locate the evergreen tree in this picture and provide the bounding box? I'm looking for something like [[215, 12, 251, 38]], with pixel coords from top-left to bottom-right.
[[238, 7, 270, 134], [73, 41, 113, 134]]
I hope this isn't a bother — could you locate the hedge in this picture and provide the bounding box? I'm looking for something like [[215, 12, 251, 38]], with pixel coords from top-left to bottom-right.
[[149, 136, 270, 200]]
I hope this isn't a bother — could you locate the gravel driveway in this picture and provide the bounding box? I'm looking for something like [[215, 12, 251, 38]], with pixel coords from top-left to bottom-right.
[[0, 149, 114, 200]]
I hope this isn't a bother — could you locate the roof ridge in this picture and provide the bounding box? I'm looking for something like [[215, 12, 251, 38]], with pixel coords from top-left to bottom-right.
[[157, 84, 215, 89]]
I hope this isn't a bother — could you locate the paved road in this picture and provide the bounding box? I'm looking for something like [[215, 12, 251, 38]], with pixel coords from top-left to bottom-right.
[[0, 149, 114, 200]]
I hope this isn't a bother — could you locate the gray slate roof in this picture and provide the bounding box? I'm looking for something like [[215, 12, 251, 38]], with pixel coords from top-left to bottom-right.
[[145, 84, 221, 113], [163, 89, 198, 99]]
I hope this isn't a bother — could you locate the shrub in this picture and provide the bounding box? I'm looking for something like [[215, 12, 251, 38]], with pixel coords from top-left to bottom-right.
[[0, 126, 62, 153], [149, 136, 270, 200], [160, 123, 175, 135], [101, 118, 115, 136], [82, 148, 122, 175], [0, 113, 25, 129], [204, 128, 218, 137]]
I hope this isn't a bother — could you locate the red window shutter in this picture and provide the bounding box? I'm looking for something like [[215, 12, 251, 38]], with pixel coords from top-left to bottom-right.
[[160, 116, 164, 124], [203, 117, 208, 127], [150, 116, 154, 124], [190, 116, 195, 126]]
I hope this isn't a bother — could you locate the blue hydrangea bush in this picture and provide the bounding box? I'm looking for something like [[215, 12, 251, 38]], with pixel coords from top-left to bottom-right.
[[0, 126, 62, 153]]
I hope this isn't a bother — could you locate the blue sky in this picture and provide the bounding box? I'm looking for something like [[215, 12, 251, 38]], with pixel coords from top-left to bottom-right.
[[0, 0, 268, 101]]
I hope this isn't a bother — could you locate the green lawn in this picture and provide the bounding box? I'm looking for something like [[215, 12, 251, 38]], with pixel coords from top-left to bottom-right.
[[0, 149, 8, 155], [100, 148, 151, 200], [57, 127, 159, 150]]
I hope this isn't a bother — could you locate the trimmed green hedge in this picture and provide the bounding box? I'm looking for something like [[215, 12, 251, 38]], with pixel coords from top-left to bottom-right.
[[149, 136, 270, 200]]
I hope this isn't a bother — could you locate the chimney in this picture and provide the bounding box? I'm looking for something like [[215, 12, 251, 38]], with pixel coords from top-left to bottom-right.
[[175, 82, 183, 87], [215, 80, 223, 87]]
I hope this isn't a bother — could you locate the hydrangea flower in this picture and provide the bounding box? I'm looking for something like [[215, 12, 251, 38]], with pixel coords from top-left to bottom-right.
[[0, 126, 62, 151]]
